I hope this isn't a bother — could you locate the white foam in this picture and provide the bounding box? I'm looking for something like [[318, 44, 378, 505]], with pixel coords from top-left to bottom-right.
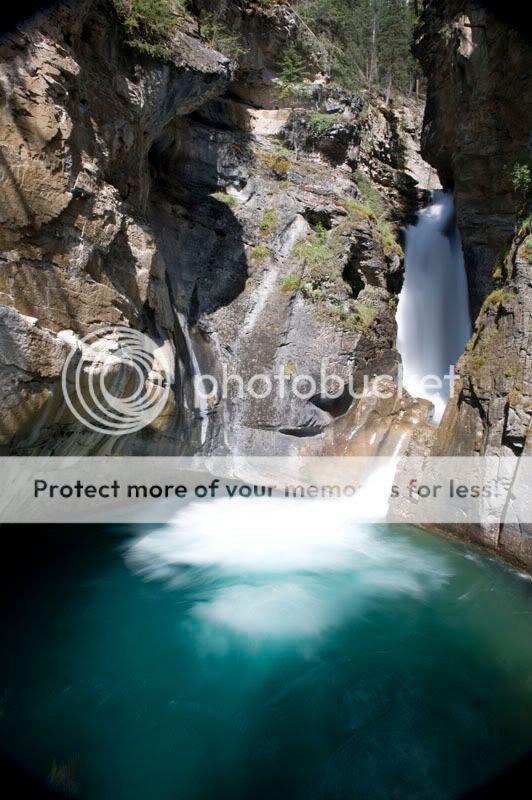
[[126, 492, 450, 640]]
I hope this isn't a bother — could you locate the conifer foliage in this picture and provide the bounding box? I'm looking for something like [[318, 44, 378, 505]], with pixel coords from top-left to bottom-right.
[[299, 0, 419, 95]]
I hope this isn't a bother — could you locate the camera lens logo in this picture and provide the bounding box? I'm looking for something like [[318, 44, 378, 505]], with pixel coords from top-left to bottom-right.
[[61, 326, 172, 435]]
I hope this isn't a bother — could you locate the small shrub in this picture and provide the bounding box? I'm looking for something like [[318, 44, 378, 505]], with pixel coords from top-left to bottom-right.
[[256, 151, 291, 179], [301, 282, 324, 303], [251, 244, 271, 262], [277, 82, 314, 101], [293, 224, 334, 274], [260, 208, 278, 237], [281, 272, 301, 292], [276, 46, 310, 98], [201, 12, 246, 59], [113, 0, 185, 59], [307, 112, 343, 136], [518, 215, 532, 237], [327, 302, 377, 335], [511, 159, 532, 198]]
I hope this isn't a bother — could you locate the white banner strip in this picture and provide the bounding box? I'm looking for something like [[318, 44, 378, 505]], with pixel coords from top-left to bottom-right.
[[0, 456, 531, 526]]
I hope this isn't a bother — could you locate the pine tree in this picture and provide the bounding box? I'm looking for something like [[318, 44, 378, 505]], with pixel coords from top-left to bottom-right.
[[278, 46, 309, 85], [299, 0, 419, 96], [377, 0, 417, 95]]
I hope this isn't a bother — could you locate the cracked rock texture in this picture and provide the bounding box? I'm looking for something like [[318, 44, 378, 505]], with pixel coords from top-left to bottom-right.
[[0, 0, 424, 459]]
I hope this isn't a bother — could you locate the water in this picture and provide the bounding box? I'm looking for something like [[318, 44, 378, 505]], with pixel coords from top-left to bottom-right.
[[2, 511, 532, 800], [396, 191, 471, 421]]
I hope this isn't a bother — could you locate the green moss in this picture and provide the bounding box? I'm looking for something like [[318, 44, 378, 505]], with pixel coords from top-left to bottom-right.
[[481, 288, 511, 312], [281, 273, 301, 293], [479, 325, 496, 349], [472, 355, 486, 370], [283, 360, 297, 376], [327, 302, 377, 335], [210, 191, 239, 207], [353, 170, 387, 219], [259, 208, 278, 237], [492, 262, 503, 281], [345, 172, 403, 258], [376, 219, 403, 258], [520, 235, 532, 264], [340, 199, 375, 223], [509, 383, 523, 407], [251, 244, 271, 262], [352, 302, 377, 331], [293, 224, 334, 274]]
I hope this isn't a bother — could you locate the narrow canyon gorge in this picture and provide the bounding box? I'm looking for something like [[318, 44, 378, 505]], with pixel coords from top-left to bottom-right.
[[1, 0, 531, 567]]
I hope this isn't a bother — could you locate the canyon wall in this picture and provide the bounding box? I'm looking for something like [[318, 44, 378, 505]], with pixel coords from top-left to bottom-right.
[[417, 0, 532, 565], [0, 0, 428, 458]]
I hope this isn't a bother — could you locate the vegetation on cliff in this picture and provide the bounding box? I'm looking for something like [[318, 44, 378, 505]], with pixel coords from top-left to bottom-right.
[[113, 0, 420, 99], [113, 0, 187, 58], [298, 0, 419, 95]]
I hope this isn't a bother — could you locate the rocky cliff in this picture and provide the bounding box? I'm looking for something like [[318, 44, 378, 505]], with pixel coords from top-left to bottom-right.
[[417, 0, 532, 566], [0, 0, 428, 458]]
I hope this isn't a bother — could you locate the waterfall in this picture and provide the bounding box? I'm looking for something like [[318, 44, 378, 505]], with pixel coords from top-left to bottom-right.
[[396, 191, 471, 422], [177, 312, 209, 445]]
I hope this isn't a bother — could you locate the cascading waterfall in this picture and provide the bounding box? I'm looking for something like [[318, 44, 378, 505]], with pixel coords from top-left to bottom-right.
[[126, 196, 472, 643], [396, 190, 471, 422]]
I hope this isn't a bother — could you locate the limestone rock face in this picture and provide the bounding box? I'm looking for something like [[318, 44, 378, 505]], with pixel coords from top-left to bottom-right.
[[0, 0, 421, 459], [0, 0, 232, 454], [417, 0, 532, 567]]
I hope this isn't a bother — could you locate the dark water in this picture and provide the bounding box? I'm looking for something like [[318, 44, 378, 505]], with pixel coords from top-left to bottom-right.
[[1, 513, 532, 800]]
